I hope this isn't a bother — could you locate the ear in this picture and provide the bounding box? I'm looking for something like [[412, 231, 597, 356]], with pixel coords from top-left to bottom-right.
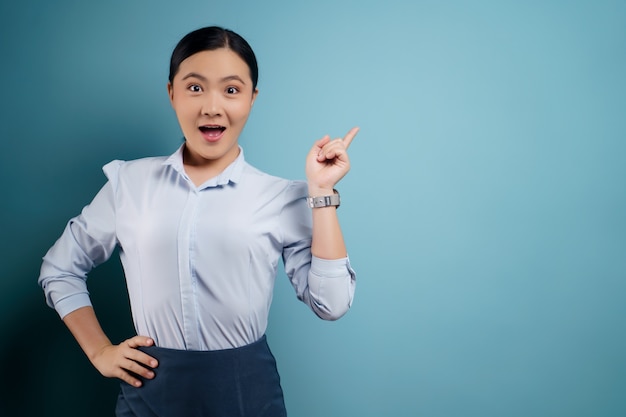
[[251, 88, 259, 106], [167, 82, 174, 104]]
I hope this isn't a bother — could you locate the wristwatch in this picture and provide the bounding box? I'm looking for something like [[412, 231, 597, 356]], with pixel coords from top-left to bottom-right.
[[307, 189, 340, 209]]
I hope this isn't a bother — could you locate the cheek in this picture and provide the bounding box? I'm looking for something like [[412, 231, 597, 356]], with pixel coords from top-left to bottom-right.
[[173, 101, 197, 120], [230, 102, 252, 122], [172, 108, 198, 135]]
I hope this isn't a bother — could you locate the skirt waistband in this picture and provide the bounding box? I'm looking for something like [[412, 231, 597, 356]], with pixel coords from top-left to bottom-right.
[[138, 334, 269, 360]]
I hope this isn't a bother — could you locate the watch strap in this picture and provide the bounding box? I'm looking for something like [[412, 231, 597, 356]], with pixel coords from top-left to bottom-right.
[[307, 189, 340, 208]]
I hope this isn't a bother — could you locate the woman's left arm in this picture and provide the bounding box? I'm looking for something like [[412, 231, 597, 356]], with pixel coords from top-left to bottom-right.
[[305, 127, 359, 259]]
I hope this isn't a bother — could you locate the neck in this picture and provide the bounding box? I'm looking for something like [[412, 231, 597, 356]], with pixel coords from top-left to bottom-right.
[[182, 144, 240, 186]]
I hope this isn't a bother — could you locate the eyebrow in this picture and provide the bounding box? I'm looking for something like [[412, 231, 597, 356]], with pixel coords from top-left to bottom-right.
[[180, 72, 247, 85]]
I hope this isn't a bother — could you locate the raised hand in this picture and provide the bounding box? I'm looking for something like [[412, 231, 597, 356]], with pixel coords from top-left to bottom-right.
[[306, 127, 359, 194]]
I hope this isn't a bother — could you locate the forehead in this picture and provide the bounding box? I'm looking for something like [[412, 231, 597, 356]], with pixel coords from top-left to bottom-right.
[[175, 48, 251, 81]]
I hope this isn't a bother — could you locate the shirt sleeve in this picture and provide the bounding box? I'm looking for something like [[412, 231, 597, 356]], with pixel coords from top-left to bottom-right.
[[280, 181, 356, 321], [38, 160, 123, 319]]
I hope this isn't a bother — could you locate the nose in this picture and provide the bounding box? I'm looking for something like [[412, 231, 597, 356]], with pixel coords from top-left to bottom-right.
[[201, 92, 222, 117]]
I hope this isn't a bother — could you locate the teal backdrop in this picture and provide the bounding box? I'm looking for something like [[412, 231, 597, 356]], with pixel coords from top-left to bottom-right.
[[1, 0, 625, 416]]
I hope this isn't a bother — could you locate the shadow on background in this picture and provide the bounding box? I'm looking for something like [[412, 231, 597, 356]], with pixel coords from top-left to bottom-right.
[[1, 258, 134, 417]]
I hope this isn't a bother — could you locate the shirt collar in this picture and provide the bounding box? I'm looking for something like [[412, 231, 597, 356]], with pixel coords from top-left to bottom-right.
[[163, 143, 246, 188]]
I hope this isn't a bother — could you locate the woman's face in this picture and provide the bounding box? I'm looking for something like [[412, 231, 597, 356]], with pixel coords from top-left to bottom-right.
[[168, 48, 258, 171]]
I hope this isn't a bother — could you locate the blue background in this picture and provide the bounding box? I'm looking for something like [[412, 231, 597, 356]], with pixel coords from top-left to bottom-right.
[[1, 0, 625, 416]]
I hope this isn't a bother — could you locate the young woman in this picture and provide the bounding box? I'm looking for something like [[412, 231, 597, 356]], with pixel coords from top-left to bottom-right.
[[38, 26, 357, 416]]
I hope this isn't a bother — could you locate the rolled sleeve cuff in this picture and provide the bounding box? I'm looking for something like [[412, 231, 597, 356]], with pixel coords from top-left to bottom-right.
[[308, 255, 356, 320], [310, 255, 356, 279], [54, 293, 93, 319]]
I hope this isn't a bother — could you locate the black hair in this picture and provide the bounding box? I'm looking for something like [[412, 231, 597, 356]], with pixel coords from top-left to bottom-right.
[[168, 26, 258, 89]]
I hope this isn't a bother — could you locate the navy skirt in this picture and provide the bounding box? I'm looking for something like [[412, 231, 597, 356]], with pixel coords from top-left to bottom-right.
[[115, 335, 287, 417]]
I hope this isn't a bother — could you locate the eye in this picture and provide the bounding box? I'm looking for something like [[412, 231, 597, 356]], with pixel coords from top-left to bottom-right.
[[226, 86, 239, 94], [188, 84, 202, 93]]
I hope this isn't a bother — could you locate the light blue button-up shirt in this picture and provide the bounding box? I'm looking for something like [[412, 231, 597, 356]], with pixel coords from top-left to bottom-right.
[[39, 146, 356, 351]]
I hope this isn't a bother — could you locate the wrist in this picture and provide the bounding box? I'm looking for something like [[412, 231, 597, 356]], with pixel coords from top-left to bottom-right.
[[308, 186, 335, 196], [88, 342, 114, 363]]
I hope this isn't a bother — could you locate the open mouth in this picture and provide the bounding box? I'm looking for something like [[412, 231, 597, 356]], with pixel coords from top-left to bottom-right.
[[199, 125, 226, 141]]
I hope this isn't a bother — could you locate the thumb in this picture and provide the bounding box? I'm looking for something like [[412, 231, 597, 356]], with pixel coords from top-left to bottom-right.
[[308, 135, 330, 159]]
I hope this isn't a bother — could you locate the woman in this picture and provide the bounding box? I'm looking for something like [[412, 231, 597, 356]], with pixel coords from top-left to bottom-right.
[[39, 26, 357, 416]]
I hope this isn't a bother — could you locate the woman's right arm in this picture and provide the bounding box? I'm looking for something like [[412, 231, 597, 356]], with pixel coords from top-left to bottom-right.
[[40, 162, 157, 386], [63, 306, 157, 387]]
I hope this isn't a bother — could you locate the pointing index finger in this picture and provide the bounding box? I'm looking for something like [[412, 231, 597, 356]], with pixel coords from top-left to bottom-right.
[[342, 126, 360, 148]]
